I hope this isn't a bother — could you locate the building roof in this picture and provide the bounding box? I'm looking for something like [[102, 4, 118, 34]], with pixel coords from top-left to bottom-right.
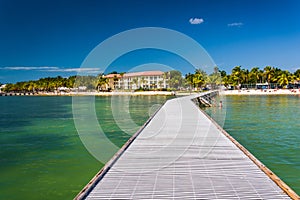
[[123, 71, 164, 77], [104, 71, 164, 79], [104, 74, 121, 78]]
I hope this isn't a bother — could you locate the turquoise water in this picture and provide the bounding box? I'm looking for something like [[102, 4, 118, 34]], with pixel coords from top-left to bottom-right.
[[205, 95, 300, 195], [0, 96, 171, 200], [1, 95, 299, 199]]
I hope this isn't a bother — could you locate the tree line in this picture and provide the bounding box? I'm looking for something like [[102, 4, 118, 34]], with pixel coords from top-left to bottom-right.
[[1, 66, 299, 93], [220, 66, 300, 89], [2, 76, 78, 93]]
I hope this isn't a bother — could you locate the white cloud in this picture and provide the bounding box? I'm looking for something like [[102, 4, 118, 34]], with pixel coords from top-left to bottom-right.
[[48, 67, 103, 73], [189, 18, 204, 25], [48, 68, 92, 72], [1, 66, 102, 74], [3, 66, 59, 70], [228, 22, 243, 27]]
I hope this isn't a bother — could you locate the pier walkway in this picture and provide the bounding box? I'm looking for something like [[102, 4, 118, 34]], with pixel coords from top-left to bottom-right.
[[76, 92, 298, 199]]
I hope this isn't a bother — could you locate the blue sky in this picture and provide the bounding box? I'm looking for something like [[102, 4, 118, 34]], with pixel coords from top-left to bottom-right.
[[0, 0, 300, 83]]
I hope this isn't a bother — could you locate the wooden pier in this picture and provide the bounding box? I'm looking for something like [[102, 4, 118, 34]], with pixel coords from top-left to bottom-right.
[[75, 91, 299, 200]]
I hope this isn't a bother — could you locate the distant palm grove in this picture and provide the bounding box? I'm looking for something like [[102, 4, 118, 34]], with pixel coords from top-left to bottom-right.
[[220, 66, 300, 89], [1, 66, 299, 93]]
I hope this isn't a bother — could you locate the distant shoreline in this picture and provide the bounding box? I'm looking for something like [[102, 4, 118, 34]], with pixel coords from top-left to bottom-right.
[[222, 89, 300, 95], [0, 91, 192, 96], [2, 89, 300, 96]]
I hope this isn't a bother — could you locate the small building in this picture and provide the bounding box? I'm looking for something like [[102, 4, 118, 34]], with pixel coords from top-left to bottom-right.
[[78, 86, 87, 91], [256, 83, 269, 90], [58, 87, 70, 92], [256, 83, 279, 89]]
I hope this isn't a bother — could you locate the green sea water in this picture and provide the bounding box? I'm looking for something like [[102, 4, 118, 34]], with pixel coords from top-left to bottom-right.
[[0, 96, 171, 200], [204, 95, 300, 195], [1, 95, 299, 199]]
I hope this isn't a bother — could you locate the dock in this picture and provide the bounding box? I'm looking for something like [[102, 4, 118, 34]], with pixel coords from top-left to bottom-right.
[[75, 91, 299, 199]]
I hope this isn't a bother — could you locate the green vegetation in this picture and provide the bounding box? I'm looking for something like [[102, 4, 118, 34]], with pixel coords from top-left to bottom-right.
[[1, 67, 299, 93], [166, 70, 184, 89], [221, 66, 300, 89], [185, 67, 222, 91], [3, 76, 75, 93], [1, 75, 103, 93]]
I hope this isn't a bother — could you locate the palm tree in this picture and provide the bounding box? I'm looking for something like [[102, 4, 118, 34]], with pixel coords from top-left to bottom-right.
[[221, 75, 231, 88], [258, 70, 265, 83], [97, 76, 108, 91], [219, 70, 227, 78], [163, 71, 171, 88], [132, 78, 138, 90], [241, 69, 250, 84], [288, 74, 297, 84], [264, 66, 275, 85], [27, 81, 35, 92], [231, 66, 243, 89], [207, 66, 222, 89], [168, 70, 183, 89], [185, 73, 194, 90], [3, 83, 13, 92], [158, 80, 164, 89], [66, 76, 76, 89], [249, 67, 260, 84], [277, 71, 290, 87], [119, 72, 125, 90], [140, 77, 147, 89], [193, 70, 206, 90], [294, 69, 300, 82]]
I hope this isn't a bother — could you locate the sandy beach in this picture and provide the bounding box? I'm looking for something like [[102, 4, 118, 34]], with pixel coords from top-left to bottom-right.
[[222, 89, 300, 95], [79, 91, 176, 96], [2, 89, 300, 96], [30, 91, 181, 96]]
